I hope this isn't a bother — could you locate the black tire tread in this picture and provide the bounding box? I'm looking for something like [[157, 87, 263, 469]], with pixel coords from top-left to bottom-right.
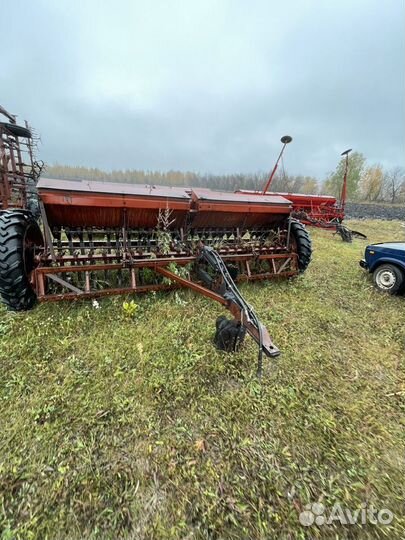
[[0, 210, 42, 311], [290, 218, 312, 273]]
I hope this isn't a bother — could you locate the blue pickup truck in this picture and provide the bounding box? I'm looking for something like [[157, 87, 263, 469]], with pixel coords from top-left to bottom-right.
[[360, 242, 405, 294]]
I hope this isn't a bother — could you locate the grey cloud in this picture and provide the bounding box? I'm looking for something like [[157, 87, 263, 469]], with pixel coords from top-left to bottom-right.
[[1, 0, 404, 179]]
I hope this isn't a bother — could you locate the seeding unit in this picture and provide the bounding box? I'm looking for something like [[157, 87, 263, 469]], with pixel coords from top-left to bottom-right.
[[0, 106, 314, 369]]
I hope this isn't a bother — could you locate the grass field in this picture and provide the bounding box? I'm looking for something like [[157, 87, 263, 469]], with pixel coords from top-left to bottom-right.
[[0, 220, 404, 539]]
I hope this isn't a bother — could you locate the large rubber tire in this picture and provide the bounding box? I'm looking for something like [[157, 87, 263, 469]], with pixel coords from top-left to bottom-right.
[[0, 210, 43, 311], [372, 264, 404, 295], [289, 218, 312, 273]]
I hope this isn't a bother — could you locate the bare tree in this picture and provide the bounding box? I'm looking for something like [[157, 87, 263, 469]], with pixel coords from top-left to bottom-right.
[[383, 166, 405, 203]]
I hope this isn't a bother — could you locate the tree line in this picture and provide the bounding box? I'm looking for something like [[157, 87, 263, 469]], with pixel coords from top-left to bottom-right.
[[323, 153, 405, 204], [43, 154, 405, 203]]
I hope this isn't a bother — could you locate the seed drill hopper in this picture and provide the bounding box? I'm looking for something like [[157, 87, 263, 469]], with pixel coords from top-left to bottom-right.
[[0, 106, 312, 372], [238, 135, 351, 228]]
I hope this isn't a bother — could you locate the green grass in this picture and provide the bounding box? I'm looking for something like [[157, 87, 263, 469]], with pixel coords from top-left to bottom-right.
[[0, 220, 404, 539]]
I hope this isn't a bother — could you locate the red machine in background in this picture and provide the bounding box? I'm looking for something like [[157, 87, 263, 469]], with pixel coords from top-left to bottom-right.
[[238, 136, 352, 228]]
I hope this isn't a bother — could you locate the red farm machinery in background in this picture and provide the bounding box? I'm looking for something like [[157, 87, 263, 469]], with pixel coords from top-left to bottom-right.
[[238, 135, 352, 228], [0, 106, 314, 374]]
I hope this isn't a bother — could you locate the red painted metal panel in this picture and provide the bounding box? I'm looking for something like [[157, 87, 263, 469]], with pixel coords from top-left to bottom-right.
[[38, 179, 292, 230], [237, 189, 336, 205], [43, 205, 189, 228], [38, 178, 190, 199], [190, 188, 291, 228], [236, 189, 343, 225], [192, 188, 292, 206], [38, 178, 191, 229]]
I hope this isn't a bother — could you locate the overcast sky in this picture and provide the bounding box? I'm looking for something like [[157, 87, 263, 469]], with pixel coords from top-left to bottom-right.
[[2, 0, 404, 179]]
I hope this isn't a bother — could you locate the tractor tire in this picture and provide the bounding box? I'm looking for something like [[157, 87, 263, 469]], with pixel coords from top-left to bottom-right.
[[289, 218, 312, 273], [372, 264, 404, 295], [0, 210, 43, 311]]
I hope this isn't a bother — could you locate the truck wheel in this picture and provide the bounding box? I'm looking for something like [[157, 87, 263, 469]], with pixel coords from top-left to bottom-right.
[[0, 210, 44, 311], [372, 264, 404, 295], [289, 218, 312, 273]]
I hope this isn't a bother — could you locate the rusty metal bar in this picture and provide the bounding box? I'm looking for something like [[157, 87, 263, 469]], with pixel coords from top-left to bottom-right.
[[37, 283, 179, 302], [35, 258, 194, 275], [39, 200, 56, 261], [155, 266, 228, 306], [228, 301, 278, 358], [36, 252, 298, 272], [0, 106, 16, 122], [84, 271, 91, 292], [155, 256, 280, 362], [277, 257, 292, 274], [46, 273, 84, 295], [131, 268, 136, 289]]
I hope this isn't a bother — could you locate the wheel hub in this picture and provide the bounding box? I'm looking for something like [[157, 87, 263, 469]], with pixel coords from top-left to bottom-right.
[[377, 269, 396, 289]]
